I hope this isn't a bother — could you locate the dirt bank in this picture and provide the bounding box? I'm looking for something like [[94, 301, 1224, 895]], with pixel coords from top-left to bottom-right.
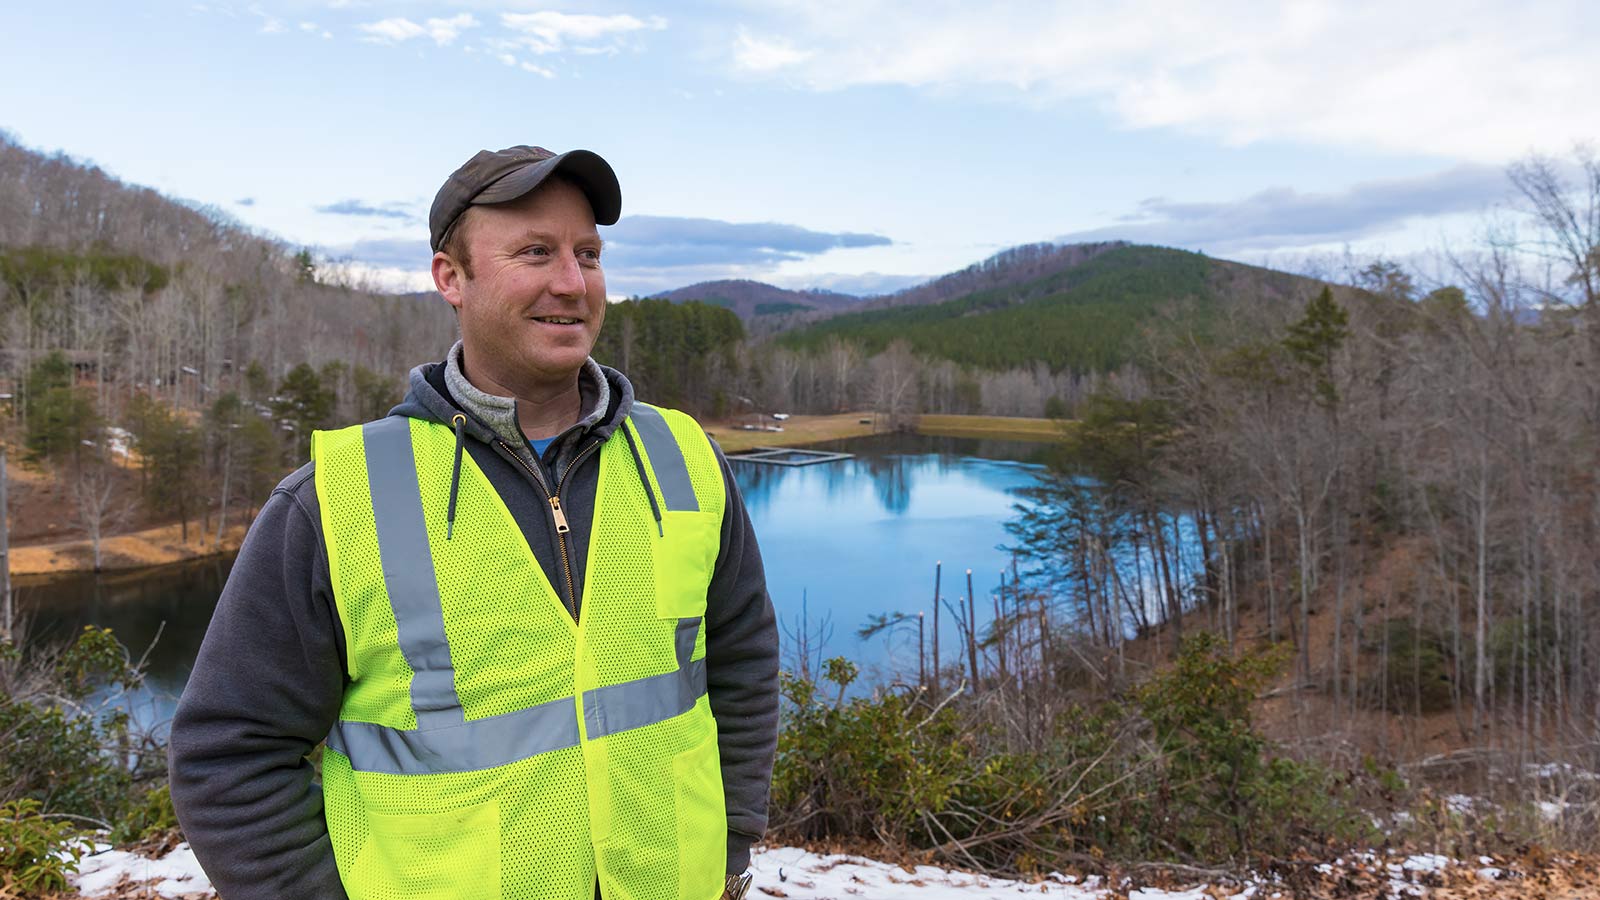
[[9, 521, 249, 580]]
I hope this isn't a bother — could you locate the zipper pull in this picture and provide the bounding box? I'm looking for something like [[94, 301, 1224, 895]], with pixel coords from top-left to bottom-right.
[[549, 496, 571, 534]]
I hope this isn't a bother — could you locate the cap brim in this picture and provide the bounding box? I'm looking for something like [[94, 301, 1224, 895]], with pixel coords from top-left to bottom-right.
[[471, 149, 622, 225]]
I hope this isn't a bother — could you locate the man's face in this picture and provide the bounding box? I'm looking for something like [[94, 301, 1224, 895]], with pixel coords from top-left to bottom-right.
[[434, 178, 607, 392]]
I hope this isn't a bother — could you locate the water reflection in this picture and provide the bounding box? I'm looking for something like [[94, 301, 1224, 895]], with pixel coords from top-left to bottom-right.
[[15, 557, 231, 732], [731, 433, 1046, 682], [14, 433, 1050, 717]]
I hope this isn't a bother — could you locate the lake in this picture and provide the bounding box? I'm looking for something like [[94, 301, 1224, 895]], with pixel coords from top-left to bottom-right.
[[13, 433, 1049, 729]]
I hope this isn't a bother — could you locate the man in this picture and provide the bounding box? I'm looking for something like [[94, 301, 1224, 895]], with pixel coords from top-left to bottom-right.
[[169, 145, 779, 900]]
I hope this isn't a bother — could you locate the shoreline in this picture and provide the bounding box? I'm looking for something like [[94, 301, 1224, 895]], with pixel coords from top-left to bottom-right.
[[9, 521, 250, 583], [8, 413, 1064, 581], [707, 411, 1066, 452]]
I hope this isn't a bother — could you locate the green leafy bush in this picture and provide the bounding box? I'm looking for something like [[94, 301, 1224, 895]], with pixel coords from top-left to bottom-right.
[[1, 626, 147, 825], [770, 635, 1371, 872], [772, 658, 974, 845], [0, 798, 84, 895], [112, 783, 180, 847]]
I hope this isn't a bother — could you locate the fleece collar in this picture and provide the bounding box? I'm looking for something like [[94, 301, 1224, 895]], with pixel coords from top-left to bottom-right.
[[441, 340, 613, 449], [390, 342, 635, 462]]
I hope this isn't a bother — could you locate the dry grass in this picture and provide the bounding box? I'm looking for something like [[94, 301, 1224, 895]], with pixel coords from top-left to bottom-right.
[[705, 412, 882, 452], [9, 522, 248, 578], [707, 412, 1069, 453], [915, 414, 1069, 441]]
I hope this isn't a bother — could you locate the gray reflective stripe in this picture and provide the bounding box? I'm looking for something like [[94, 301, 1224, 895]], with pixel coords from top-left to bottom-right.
[[363, 417, 464, 730], [629, 404, 699, 512], [584, 617, 705, 739], [584, 659, 707, 740], [328, 620, 707, 774], [328, 695, 579, 775]]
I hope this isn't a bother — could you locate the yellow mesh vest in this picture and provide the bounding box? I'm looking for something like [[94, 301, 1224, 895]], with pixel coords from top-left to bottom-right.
[[312, 404, 727, 900]]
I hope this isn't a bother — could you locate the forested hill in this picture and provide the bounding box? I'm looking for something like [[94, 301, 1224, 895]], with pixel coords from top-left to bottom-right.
[[0, 131, 455, 404], [651, 279, 862, 320], [857, 240, 1130, 312], [776, 244, 1328, 372]]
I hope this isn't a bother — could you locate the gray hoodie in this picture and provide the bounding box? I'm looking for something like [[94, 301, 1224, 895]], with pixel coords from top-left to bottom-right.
[[168, 346, 779, 898]]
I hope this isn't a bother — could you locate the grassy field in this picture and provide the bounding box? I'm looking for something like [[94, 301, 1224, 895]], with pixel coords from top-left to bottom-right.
[[705, 412, 880, 452], [705, 412, 1068, 452]]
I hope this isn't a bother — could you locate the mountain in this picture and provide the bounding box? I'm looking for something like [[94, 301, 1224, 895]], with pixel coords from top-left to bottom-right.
[[650, 279, 863, 320], [776, 244, 1328, 373], [857, 241, 1129, 312]]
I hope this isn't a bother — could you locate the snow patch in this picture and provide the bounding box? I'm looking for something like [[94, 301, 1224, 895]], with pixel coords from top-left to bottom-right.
[[74, 842, 209, 897]]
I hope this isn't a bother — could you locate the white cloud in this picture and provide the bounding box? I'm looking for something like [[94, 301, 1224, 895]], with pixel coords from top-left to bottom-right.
[[424, 13, 478, 45], [360, 17, 425, 43], [500, 11, 666, 55], [732, 28, 811, 73], [1056, 164, 1510, 255], [521, 61, 555, 78], [726, 0, 1599, 162], [359, 13, 478, 46], [249, 4, 285, 34]]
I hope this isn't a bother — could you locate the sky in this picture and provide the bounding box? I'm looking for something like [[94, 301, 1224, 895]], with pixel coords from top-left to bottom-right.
[[1, 1, 1595, 297]]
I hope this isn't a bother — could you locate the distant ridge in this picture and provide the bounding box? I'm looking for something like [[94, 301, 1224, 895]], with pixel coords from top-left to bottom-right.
[[777, 243, 1330, 372], [650, 279, 863, 320], [862, 241, 1129, 311]]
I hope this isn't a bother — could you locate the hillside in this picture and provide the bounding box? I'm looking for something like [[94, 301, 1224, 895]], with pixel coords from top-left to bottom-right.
[[777, 244, 1327, 372], [651, 278, 862, 320], [0, 133, 454, 391], [859, 240, 1129, 311]]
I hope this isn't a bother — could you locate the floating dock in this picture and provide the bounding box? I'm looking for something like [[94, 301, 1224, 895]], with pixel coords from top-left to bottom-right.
[[728, 447, 854, 467]]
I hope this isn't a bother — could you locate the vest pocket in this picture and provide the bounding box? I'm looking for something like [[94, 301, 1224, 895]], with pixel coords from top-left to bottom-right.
[[348, 800, 502, 900], [672, 730, 727, 900], [652, 511, 719, 619]]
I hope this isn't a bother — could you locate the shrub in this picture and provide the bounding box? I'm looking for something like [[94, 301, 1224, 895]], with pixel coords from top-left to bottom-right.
[[771, 658, 974, 845], [1133, 633, 1370, 860], [1, 626, 149, 825], [770, 636, 1370, 872], [0, 798, 84, 895], [112, 783, 180, 848]]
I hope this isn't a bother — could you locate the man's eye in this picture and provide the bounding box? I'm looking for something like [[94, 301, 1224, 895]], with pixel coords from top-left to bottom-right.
[[524, 246, 549, 257]]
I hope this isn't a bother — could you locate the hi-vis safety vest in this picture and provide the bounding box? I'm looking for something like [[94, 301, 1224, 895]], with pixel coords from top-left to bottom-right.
[[311, 404, 728, 900]]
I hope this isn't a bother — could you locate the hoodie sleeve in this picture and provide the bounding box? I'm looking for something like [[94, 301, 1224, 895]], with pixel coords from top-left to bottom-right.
[[702, 441, 780, 873], [167, 464, 349, 899]]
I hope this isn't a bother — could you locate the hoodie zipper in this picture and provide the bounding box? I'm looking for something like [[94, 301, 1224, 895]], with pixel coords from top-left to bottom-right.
[[498, 438, 602, 621]]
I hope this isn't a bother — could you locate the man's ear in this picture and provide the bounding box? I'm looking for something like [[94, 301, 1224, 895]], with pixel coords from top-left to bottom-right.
[[433, 251, 466, 311]]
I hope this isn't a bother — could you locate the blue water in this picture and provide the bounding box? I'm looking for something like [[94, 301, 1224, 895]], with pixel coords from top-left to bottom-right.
[[15, 433, 1049, 724], [731, 434, 1047, 682]]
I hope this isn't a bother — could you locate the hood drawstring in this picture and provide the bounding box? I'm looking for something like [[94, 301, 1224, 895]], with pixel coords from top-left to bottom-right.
[[620, 422, 664, 537], [446, 413, 466, 540]]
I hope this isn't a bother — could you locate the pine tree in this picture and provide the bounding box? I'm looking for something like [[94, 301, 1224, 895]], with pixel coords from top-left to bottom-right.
[[1281, 286, 1349, 409]]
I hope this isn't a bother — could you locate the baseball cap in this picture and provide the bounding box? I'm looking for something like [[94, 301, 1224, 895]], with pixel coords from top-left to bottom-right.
[[429, 145, 622, 252]]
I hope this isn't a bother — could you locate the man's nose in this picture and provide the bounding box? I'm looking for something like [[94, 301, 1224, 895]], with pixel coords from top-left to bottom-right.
[[550, 251, 586, 298]]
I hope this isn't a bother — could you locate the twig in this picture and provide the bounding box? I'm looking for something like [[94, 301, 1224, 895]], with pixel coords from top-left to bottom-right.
[[132, 620, 166, 675], [42, 812, 113, 831], [914, 679, 966, 730]]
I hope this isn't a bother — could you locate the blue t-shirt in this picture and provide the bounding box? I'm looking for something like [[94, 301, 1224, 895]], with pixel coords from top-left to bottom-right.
[[529, 436, 555, 460]]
